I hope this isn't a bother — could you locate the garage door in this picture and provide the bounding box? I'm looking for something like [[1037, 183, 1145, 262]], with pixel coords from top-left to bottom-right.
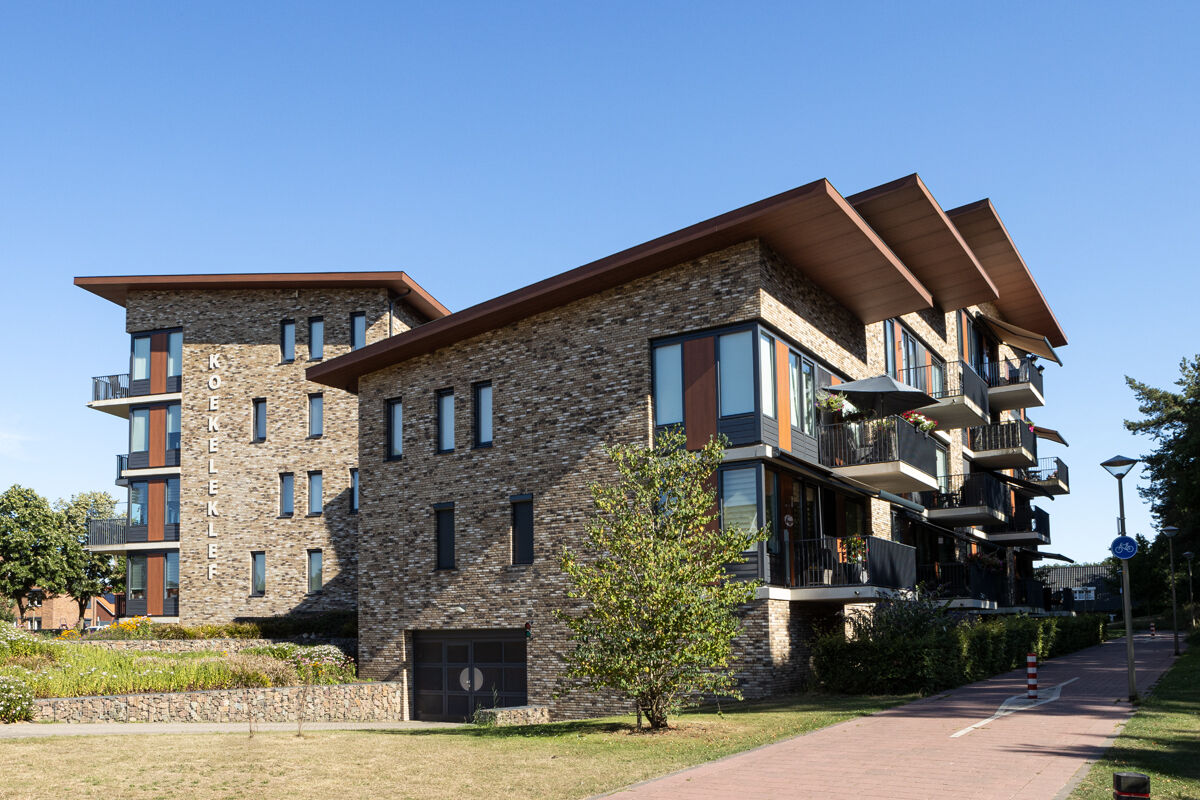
[[413, 630, 527, 722]]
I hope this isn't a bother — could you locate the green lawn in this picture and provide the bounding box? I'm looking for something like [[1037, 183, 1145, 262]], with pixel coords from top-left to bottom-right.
[[0, 692, 910, 800], [1069, 634, 1200, 800]]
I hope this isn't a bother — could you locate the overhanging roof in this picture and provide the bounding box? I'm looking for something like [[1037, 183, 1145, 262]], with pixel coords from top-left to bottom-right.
[[946, 200, 1067, 347], [847, 174, 999, 310], [978, 312, 1061, 364], [74, 271, 450, 322], [309, 179, 934, 392]]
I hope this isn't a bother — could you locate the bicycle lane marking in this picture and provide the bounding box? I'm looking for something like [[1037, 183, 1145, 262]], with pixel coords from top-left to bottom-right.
[[950, 677, 1080, 738]]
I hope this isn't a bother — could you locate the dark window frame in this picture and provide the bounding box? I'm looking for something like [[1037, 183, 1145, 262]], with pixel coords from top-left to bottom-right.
[[252, 398, 267, 442], [435, 388, 455, 454], [472, 381, 493, 449], [385, 397, 403, 460], [511, 495, 534, 565], [349, 468, 359, 514], [434, 503, 455, 570], [280, 319, 296, 363], [308, 316, 324, 361], [307, 470, 323, 516], [279, 472, 294, 517], [350, 311, 367, 351], [307, 548, 323, 594], [308, 392, 324, 439], [250, 551, 266, 597]]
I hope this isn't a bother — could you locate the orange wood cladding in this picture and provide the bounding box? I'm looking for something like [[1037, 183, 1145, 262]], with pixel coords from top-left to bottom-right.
[[682, 337, 717, 450], [148, 406, 166, 467], [774, 339, 791, 451], [147, 481, 164, 541], [959, 311, 970, 362], [147, 554, 164, 616], [150, 332, 168, 394]]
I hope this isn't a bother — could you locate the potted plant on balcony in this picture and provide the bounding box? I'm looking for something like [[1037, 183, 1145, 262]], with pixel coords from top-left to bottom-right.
[[901, 410, 937, 435], [842, 535, 869, 584]]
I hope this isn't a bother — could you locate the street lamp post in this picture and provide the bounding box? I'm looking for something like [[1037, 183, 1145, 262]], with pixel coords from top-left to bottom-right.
[[1102, 455, 1140, 702], [1163, 525, 1180, 656], [1184, 551, 1195, 628]]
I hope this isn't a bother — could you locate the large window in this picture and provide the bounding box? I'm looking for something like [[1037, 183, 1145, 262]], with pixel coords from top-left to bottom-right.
[[935, 444, 950, 493], [307, 549, 323, 594], [128, 555, 147, 600], [129, 408, 149, 453], [720, 467, 758, 535], [165, 477, 180, 525], [652, 343, 683, 426], [251, 552, 266, 596], [350, 312, 366, 350], [436, 389, 455, 452], [350, 468, 359, 514], [129, 481, 148, 526], [511, 496, 533, 565], [435, 504, 455, 569], [718, 331, 754, 416], [279, 473, 294, 517], [307, 471, 323, 515], [253, 398, 267, 442], [131, 335, 150, 381], [473, 381, 493, 447], [166, 404, 181, 451], [308, 393, 324, 438], [759, 333, 777, 419], [165, 552, 179, 598], [788, 352, 816, 436], [167, 331, 183, 378], [280, 320, 296, 363], [386, 398, 403, 458], [308, 317, 324, 360]]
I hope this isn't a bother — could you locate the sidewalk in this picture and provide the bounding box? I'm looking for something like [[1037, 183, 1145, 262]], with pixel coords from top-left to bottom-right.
[[0, 719, 458, 739], [605, 634, 1179, 800]]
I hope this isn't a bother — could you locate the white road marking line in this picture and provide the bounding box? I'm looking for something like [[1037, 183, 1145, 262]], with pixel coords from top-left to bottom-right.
[[950, 677, 1079, 738]]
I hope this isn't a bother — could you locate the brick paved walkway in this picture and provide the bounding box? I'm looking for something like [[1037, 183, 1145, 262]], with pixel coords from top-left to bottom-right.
[[606, 634, 1179, 800]]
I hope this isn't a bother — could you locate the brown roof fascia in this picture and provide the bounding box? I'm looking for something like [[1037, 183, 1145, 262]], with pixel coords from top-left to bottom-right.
[[945, 200, 1068, 347], [73, 271, 450, 322], [307, 179, 935, 393]]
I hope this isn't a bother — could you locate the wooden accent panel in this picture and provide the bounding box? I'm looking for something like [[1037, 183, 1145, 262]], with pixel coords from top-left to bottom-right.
[[147, 481, 164, 542], [774, 340, 791, 451], [830, 374, 841, 386], [895, 332, 904, 377], [959, 311, 970, 362], [148, 406, 165, 468], [150, 332, 168, 395], [147, 554, 164, 616], [682, 337, 717, 450]]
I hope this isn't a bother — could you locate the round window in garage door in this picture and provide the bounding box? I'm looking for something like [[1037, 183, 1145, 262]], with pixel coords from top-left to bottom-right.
[[413, 630, 527, 722]]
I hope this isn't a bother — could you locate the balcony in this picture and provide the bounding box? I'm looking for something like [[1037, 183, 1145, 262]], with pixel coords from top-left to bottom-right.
[[985, 358, 1045, 411], [967, 421, 1037, 468], [92, 373, 130, 401], [115, 454, 129, 488], [917, 472, 1008, 526], [818, 416, 939, 493], [87, 372, 181, 419], [86, 518, 128, 548], [783, 535, 916, 599], [986, 505, 1050, 546], [1022, 456, 1069, 496], [1010, 578, 1049, 611], [917, 562, 1003, 606], [901, 361, 990, 429]]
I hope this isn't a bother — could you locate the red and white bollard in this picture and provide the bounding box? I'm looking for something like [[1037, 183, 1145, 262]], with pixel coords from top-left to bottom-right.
[[1150, 622, 1156, 638], [1026, 652, 1038, 699]]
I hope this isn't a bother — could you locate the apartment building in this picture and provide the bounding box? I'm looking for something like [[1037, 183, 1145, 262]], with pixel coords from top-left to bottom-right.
[[77, 273, 447, 624], [307, 174, 1071, 722]]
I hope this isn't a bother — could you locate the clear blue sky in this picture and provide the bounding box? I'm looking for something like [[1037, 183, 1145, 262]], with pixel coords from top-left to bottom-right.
[[2, 3, 1196, 563]]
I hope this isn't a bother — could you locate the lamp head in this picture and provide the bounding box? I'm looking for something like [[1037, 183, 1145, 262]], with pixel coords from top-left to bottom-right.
[[1185, 551, 1194, 561], [1101, 455, 1139, 478], [1163, 525, 1179, 539]]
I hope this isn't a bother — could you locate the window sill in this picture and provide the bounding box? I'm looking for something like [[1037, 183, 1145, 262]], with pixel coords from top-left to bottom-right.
[[385, 454, 403, 462], [278, 513, 294, 519], [435, 449, 454, 455], [472, 442, 494, 450], [306, 434, 324, 440], [434, 566, 456, 572], [249, 594, 265, 599], [280, 360, 295, 366], [504, 563, 532, 571], [306, 512, 323, 518]]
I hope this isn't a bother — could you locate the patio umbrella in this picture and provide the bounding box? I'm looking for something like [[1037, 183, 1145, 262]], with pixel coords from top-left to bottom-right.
[[828, 375, 938, 417]]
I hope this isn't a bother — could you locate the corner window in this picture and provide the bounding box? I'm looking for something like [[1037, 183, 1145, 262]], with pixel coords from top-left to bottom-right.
[[436, 389, 454, 452], [652, 343, 683, 427], [128, 555, 147, 600], [166, 404, 181, 451], [252, 398, 267, 442], [473, 381, 493, 448], [167, 331, 183, 378], [307, 471, 323, 515], [165, 552, 179, 598], [719, 467, 758, 535], [759, 333, 777, 419], [789, 353, 816, 436], [511, 496, 533, 565], [386, 398, 403, 459], [280, 320, 296, 363], [308, 393, 324, 438], [131, 335, 151, 381], [350, 468, 359, 514], [251, 552, 266, 596], [718, 331, 754, 417], [129, 481, 148, 526], [307, 549, 323, 594], [165, 477, 180, 525], [350, 312, 366, 350], [279, 473, 294, 517], [308, 317, 324, 360], [435, 504, 455, 569], [129, 408, 149, 453]]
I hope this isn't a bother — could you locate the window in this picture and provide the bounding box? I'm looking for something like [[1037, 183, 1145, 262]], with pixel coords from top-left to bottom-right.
[[307, 549, 323, 593], [350, 312, 366, 350], [129, 481, 148, 526], [128, 555, 147, 600], [473, 382, 493, 447], [935, 444, 950, 493], [350, 468, 359, 514], [165, 477, 180, 525], [802, 360, 815, 435], [436, 389, 454, 452], [652, 343, 683, 426], [718, 331, 754, 416], [308, 317, 324, 360], [883, 319, 896, 378], [386, 399, 403, 458], [280, 320, 296, 363], [131, 335, 150, 381], [251, 552, 265, 596], [308, 471, 323, 515], [844, 500, 866, 538], [759, 333, 776, 419], [166, 404, 181, 451], [720, 467, 758, 535], [167, 331, 183, 378], [511, 496, 534, 565], [435, 504, 455, 569], [165, 552, 179, 598], [279, 473, 294, 516], [252, 398, 267, 442], [129, 408, 149, 453], [788, 353, 816, 436], [308, 393, 324, 438]]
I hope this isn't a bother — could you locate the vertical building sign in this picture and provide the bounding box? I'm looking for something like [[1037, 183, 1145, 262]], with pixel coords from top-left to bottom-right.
[[206, 352, 222, 579]]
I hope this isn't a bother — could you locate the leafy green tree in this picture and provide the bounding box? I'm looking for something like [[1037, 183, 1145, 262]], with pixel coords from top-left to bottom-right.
[[557, 429, 768, 730], [57, 491, 123, 628], [0, 485, 71, 622]]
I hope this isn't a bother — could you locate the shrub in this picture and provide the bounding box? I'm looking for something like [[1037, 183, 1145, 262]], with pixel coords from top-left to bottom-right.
[[0, 674, 34, 723], [244, 642, 356, 684], [88, 611, 356, 641]]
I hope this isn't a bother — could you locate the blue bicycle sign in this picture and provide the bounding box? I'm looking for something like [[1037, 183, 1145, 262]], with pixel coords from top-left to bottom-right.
[[1111, 535, 1138, 559]]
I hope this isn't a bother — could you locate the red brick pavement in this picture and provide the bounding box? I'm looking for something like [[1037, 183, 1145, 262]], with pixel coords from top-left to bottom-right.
[[605, 634, 1179, 800]]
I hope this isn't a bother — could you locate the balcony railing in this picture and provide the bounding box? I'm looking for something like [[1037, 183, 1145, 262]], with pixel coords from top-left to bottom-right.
[[898, 360, 989, 408], [917, 472, 1007, 515], [91, 374, 130, 402], [986, 504, 1050, 543], [115, 454, 129, 487], [86, 518, 128, 547], [985, 358, 1044, 394], [1023, 457, 1069, 488], [791, 535, 916, 590], [917, 562, 1003, 603], [968, 420, 1037, 454], [818, 416, 938, 476], [1013, 578, 1049, 610]]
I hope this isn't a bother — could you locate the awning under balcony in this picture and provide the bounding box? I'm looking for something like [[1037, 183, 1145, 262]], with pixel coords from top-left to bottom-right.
[[1025, 549, 1075, 563], [1032, 426, 1069, 446], [978, 313, 1062, 365], [988, 469, 1054, 499]]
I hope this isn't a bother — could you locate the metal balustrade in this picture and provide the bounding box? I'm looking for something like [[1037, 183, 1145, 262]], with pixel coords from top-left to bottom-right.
[[968, 420, 1037, 454], [818, 415, 938, 476], [1023, 456, 1069, 488], [917, 472, 1007, 514], [897, 360, 989, 409], [791, 535, 916, 590], [985, 357, 1045, 394], [86, 517, 128, 547], [91, 373, 130, 402]]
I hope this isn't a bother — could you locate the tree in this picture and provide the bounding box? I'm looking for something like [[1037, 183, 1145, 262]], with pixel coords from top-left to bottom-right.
[[0, 485, 71, 622], [557, 428, 768, 729], [57, 491, 123, 628]]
